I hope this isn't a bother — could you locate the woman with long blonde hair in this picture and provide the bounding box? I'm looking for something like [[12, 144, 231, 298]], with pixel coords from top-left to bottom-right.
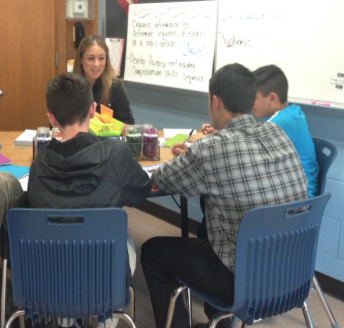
[[74, 34, 134, 124]]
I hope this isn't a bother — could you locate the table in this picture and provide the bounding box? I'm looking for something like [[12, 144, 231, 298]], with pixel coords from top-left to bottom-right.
[[0, 132, 33, 166], [0, 131, 190, 237], [0, 131, 174, 166]]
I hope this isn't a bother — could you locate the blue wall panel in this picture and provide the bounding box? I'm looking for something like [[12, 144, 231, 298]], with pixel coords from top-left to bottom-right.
[[338, 223, 344, 261], [318, 216, 340, 258], [322, 179, 344, 221], [316, 252, 344, 283]]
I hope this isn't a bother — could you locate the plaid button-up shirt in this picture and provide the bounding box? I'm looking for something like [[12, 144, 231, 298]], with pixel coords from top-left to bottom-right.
[[152, 114, 308, 272]]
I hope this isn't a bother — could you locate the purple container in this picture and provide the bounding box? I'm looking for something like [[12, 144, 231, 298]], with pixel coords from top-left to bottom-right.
[[143, 127, 158, 158]]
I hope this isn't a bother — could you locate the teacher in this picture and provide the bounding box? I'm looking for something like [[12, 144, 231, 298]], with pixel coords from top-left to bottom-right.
[[73, 34, 135, 124]]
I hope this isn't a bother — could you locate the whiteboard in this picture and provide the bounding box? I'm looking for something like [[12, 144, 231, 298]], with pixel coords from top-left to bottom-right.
[[124, 1, 217, 92], [216, 0, 344, 109]]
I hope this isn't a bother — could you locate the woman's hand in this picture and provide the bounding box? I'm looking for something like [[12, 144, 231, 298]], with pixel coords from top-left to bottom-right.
[[171, 142, 188, 157], [121, 124, 127, 136]]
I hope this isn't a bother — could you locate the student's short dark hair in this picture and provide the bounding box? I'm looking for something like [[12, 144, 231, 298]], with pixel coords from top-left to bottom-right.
[[46, 73, 93, 127], [209, 63, 256, 114], [253, 65, 288, 104]]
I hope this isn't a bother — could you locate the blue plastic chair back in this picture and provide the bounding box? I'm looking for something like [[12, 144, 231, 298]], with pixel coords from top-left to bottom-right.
[[232, 194, 331, 324], [6, 208, 128, 325], [313, 138, 337, 195], [177, 194, 331, 325]]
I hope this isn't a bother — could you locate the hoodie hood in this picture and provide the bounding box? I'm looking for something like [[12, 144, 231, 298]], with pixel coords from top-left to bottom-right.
[[36, 133, 108, 197]]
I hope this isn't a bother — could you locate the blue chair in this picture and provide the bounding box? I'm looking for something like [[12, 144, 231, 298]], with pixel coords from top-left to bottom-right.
[[313, 137, 337, 195], [311, 137, 339, 328], [166, 194, 331, 328], [4, 208, 136, 328]]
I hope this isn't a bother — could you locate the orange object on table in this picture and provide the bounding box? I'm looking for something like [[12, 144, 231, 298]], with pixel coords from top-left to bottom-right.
[[101, 104, 114, 119]]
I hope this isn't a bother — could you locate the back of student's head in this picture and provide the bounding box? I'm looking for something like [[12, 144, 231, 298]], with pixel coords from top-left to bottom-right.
[[46, 73, 93, 127], [209, 63, 256, 114], [253, 65, 288, 104]]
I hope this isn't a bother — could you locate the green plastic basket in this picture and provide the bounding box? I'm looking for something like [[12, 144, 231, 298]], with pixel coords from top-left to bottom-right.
[[89, 118, 123, 137]]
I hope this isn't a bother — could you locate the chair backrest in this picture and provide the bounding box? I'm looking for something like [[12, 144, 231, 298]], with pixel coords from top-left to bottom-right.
[[313, 137, 337, 195], [232, 194, 331, 325], [6, 208, 128, 325]]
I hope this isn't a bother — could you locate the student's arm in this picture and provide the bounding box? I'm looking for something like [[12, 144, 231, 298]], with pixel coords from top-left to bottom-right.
[[152, 144, 205, 198], [112, 142, 152, 207], [110, 82, 134, 124], [188, 124, 218, 143]]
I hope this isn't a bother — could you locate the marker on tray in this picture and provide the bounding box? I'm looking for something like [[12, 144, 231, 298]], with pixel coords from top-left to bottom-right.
[[311, 101, 335, 107]]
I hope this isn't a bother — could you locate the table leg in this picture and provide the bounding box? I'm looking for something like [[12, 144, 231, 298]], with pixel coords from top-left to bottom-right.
[[180, 196, 189, 238]]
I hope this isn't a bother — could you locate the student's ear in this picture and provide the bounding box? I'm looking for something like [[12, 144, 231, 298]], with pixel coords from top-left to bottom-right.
[[212, 95, 222, 112], [47, 112, 58, 127], [89, 102, 97, 119], [269, 92, 281, 107]]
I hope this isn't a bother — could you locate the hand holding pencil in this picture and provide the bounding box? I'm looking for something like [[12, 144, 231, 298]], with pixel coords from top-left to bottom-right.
[[188, 124, 218, 143], [172, 128, 194, 157], [171, 142, 188, 156], [202, 124, 217, 135]]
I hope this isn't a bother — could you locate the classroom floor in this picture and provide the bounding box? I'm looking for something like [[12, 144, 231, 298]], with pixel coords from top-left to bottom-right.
[[116, 207, 344, 328]]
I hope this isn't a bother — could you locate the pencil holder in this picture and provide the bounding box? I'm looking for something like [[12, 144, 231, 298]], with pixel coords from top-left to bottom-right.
[[124, 140, 160, 161], [33, 127, 52, 159], [125, 125, 142, 158], [143, 127, 158, 158], [141, 140, 160, 161]]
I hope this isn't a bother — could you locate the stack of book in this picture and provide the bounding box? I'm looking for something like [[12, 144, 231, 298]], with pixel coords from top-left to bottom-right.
[[13, 129, 36, 147]]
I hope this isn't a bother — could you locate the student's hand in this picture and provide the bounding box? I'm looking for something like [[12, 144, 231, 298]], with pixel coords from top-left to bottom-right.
[[188, 132, 205, 143], [171, 142, 188, 156], [202, 124, 217, 135]]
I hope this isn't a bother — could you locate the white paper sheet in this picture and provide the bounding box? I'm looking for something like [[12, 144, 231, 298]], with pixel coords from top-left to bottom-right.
[[163, 129, 196, 139], [19, 175, 29, 192], [15, 129, 36, 142]]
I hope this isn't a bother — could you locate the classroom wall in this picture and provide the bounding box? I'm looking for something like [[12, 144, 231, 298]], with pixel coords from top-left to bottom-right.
[[98, 1, 344, 283]]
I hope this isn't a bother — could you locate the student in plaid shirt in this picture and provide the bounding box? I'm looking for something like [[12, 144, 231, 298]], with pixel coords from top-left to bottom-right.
[[141, 63, 308, 328]]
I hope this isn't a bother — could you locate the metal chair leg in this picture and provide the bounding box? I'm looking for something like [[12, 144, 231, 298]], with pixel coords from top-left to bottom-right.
[[4, 310, 25, 328], [112, 311, 137, 328], [165, 285, 187, 328], [208, 312, 234, 328], [302, 301, 315, 328], [129, 285, 135, 321], [230, 316, 239, 328], [312, 276, 339, 328], [1, 259, 8, 328], [185, 288, 192, 328], [19, 316, 25, 328]]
